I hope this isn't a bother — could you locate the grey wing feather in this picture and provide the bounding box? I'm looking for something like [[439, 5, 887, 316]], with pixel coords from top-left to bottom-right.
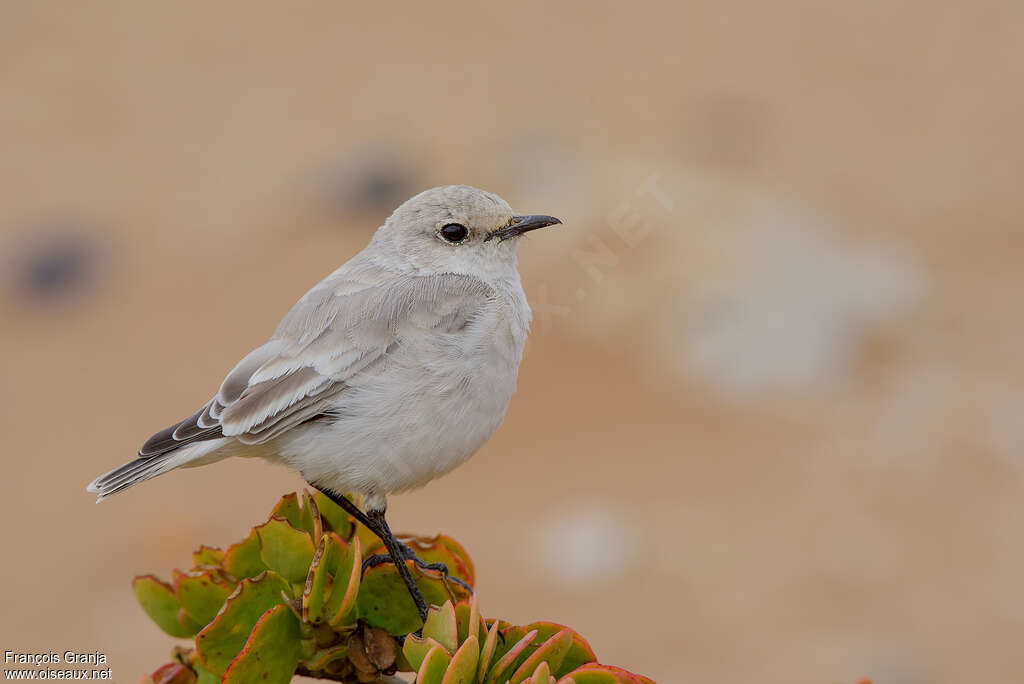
[[138, 270, 492, 457]]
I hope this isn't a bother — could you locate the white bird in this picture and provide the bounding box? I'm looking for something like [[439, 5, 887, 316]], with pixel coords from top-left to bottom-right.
[[87, 185, 561, 619]]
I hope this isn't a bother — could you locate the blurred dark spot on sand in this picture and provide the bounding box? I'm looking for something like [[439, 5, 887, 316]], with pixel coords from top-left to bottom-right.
[[6, 219, 111, 309], [317, 144, 417, 221]]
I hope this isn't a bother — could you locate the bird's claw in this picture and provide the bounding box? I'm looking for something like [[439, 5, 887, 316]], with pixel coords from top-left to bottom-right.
[[361, 543, 474, 596]]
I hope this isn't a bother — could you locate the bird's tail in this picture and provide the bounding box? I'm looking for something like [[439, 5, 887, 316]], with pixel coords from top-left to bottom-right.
[[87, 439, 228, 502]]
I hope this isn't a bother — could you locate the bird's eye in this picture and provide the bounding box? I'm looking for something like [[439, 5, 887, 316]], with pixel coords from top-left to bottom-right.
[[438, 223, 469, 244]]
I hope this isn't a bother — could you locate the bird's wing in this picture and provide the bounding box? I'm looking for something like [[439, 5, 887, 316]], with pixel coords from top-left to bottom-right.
[[139, 270, 494, 456]]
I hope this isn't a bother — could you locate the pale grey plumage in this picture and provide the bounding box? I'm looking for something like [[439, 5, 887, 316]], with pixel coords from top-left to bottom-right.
[[88, 185, 559, 509]]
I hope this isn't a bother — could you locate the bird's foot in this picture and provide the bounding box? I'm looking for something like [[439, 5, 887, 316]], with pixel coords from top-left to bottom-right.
[[361, 542, 473, 596]]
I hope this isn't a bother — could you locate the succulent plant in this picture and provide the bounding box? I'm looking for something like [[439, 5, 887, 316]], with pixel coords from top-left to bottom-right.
[[137, 491, 651, 683], [402, 598, 652, 684]]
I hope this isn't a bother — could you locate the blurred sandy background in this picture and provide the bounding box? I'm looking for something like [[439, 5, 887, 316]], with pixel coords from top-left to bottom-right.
[[2, 2, 1023, 682]]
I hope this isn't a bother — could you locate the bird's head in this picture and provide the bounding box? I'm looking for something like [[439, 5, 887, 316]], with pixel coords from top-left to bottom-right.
[[372, 185, 561, 279]]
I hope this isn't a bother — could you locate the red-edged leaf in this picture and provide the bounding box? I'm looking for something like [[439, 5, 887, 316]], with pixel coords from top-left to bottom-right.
[[195, 571, 292, 676], [133, 575, 201, 638], [221, 604, 301, 684]]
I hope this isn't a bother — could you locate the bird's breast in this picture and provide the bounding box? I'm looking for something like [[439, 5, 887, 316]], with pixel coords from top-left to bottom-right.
[[277, 288, 530, 496]]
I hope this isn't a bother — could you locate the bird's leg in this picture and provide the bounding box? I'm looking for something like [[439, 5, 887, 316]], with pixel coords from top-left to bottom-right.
[[313, 488, 430, 622], [314, 487, 382, 533], [314, 489, 472, 615], [364, 508, 429, 622]]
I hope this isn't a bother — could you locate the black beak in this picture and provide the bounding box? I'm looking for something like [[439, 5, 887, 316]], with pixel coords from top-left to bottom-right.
[[484, 214, 562, 242]]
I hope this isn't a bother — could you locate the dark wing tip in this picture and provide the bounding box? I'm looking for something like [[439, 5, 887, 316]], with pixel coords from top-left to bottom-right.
[[139, 406, 223, 458]]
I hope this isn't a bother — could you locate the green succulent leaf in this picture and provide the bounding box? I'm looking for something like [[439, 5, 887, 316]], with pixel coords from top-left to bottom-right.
[[417, 644, 452, 684], [491, 624, 521, 662], [357, 562, 452, 635], [455, 596, 486, 647], [312, 491, 354, 538], [302, 535, 330, 623], [422, 601, 459, 653], [484, 629, 538, 684], [223, 529, 267, 580], [507, 629, 573, 684], [402, 635, 447, 673], [354, 520, 380, 554], [559, 664, 654, 684], [269, 493, 304, 531], [477, 619, 502, 682], [133, 575, 202, 638], [192, 663, 219, 684], [528, 661, 552, 684], [301, 490, 322, 540], [195, 570, 292, 676], [322, 532, 361, 626], [255, 516, 316, 584], [173, 570, 234, 626], [514, 623, 597, 677], [221, 604, 301, 684], [442, 634, 480, 684], [190, 545, 224, 568], [432, 535, 475, 586], [298, 642, 349, 673]]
